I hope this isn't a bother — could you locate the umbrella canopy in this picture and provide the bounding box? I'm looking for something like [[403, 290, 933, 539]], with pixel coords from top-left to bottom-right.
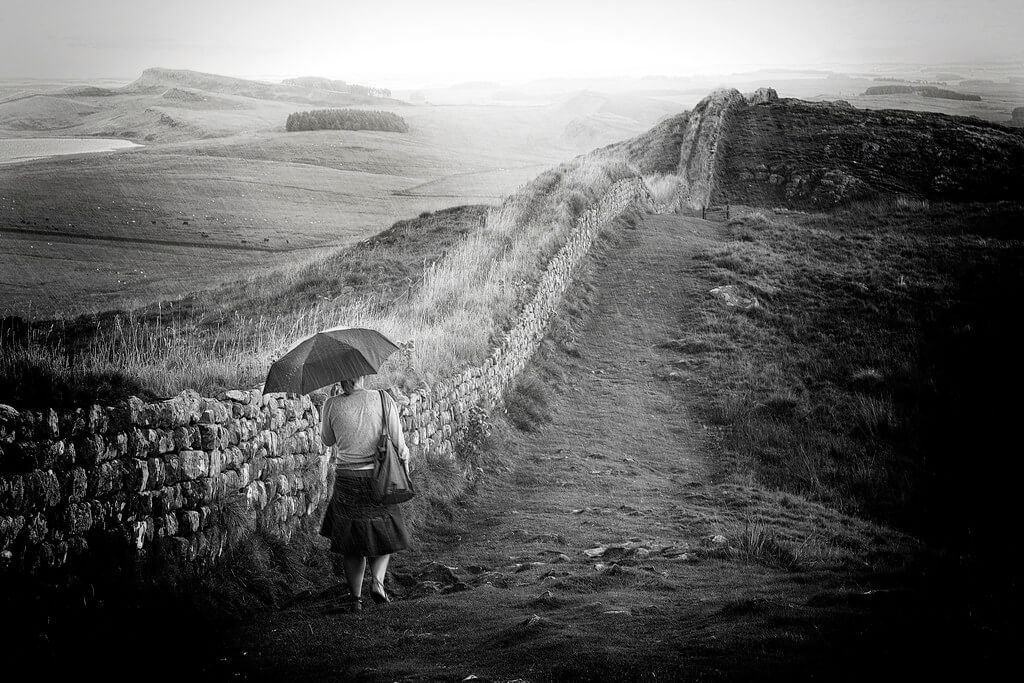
[[263, 327, 400, 395]]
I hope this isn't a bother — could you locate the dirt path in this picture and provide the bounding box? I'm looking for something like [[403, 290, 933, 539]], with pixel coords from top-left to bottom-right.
[[211, 213, 942, 681]]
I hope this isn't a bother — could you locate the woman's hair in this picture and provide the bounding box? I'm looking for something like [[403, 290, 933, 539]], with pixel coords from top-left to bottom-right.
[[338, 376, 364, 395]]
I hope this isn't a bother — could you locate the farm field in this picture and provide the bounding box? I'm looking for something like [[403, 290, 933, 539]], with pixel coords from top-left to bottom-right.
[[0, 71, 589, 317]]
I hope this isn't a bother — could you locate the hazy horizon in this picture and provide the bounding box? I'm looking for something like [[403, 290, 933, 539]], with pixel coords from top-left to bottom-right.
[[3, 0, 1022, 89]]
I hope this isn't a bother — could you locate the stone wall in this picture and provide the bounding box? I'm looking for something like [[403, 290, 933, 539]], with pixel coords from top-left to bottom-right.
[[673, 88, 746, 209], [0, 177, 650, 579]]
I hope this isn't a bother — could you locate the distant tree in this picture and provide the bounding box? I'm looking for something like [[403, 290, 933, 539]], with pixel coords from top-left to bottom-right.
[[284, 109, 409, 133]]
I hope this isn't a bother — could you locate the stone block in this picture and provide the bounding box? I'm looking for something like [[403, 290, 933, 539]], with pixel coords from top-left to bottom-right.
[[223, 468, 241, 493], [130, 491, 154, 519], [50, 440, 75, 469], [221, 423, 241, 447], [160, 512, 178, 537], [198, 424, 221, 451], [153, 397, 188, 428], [128, 428, 156, 459], [251, 447, 269, 478], [102, 432, 129, 462], [180, 478, 214, 508], [56, 409, 86, 439], [246, 480, 267, 509], [63, 467, 87, 502], [199, 505, 214, 529], [179, 509, 201, 535], [65, 502, 93, 535], [99, 491, 127, 527], [26, 512, 47, 545], [124, 459, 149, 493], [177, 450, 209, 481], [163, 455, 182, 484], [0, 515, 25, 550], [24, 469, 61, 510], [276, 474, 290, 497], [154, 485, 183, 516], [172, 426, 194, 451], [222, 389, 248, 403], [132, 519, 150, 549], [264, 457, 283, 478], [42, 408, 60, 439], [147, 457, 166, 489], [206, 399, 231, 423], [86, 404, 109, 434], [208, 449, 224, 477]]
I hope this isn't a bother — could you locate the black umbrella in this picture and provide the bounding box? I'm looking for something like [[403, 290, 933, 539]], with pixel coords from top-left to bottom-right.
[[263, 327, 400, 395]]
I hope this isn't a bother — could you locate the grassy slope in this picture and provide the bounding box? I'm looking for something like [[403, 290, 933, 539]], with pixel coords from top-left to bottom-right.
[[669, 201, 1023, 653], [712, 99, 1024, 208], [0, 72, 575, 318], [0, 205, 487, 407], [679, 201, 1024, 537]]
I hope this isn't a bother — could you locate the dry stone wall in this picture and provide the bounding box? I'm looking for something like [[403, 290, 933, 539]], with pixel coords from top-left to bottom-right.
[[674, 88, 746, 209], [0, 177, 650, 580]]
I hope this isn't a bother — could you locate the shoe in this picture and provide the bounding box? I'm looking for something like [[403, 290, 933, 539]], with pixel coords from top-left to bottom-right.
[[324, 596, 362, 615], [370, 579, 391, 604]]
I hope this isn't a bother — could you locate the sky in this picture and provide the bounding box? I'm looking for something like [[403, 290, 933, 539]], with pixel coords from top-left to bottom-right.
[[2, 0, 1022, 87]]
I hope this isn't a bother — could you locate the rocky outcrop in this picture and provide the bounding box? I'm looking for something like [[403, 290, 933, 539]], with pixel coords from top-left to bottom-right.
[[746, 88, 779, 105], [710, 96, 1024, 208]]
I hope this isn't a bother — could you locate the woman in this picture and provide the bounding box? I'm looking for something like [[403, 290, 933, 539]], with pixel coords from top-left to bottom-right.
[[319, 375, 411, 612]]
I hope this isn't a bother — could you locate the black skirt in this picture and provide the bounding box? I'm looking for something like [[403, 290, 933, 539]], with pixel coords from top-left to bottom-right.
[[319, 468, 410, 556]]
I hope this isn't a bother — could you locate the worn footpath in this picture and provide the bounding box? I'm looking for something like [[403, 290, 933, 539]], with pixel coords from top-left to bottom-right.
[[210, 213, 931, 681]]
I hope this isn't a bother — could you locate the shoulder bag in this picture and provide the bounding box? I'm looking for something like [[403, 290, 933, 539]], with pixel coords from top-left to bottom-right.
[[372, 390, 416, 505]]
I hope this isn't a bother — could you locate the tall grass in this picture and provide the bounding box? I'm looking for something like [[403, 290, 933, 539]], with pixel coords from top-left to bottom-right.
[[1, 152, 639, 405]]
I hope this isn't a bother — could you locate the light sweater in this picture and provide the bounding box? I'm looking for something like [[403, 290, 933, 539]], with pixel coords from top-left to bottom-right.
[[321, 389, 410, 470]]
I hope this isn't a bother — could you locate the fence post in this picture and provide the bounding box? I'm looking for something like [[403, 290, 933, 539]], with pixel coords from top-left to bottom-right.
[[701, 205, 706, 220]]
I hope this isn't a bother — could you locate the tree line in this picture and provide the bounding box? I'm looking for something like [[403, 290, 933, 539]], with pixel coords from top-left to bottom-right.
[[285, 109, 409, 133]]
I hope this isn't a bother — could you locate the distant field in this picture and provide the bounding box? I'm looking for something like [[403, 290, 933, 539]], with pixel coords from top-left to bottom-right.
[[0, 71, 579, 317]]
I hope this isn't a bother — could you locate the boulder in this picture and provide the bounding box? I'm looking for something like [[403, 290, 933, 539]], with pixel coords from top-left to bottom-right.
[[747, 87, 779, 105], [709, 285, 761, 310]]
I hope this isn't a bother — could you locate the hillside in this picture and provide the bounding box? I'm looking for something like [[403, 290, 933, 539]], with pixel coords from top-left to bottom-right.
[[711, 97, 1024, 208], [3, 85, 1021, 677], [123, 68, 401, 107]]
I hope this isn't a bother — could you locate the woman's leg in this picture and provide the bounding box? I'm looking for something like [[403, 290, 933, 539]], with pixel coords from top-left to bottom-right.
[[343, 555, 367, 598], [368, 554, 391, 595]]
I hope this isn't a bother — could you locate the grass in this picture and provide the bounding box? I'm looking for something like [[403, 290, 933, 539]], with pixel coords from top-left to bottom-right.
[[670, 199, 1024, 556], [712, 98, 1024, 208], [0, 150, 640, 407], [503, 371, 553, 433], [0, 205, 484, 406]]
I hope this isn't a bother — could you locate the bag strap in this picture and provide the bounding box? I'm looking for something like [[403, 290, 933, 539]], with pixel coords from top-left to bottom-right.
[[378, 390, 389, 439]]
